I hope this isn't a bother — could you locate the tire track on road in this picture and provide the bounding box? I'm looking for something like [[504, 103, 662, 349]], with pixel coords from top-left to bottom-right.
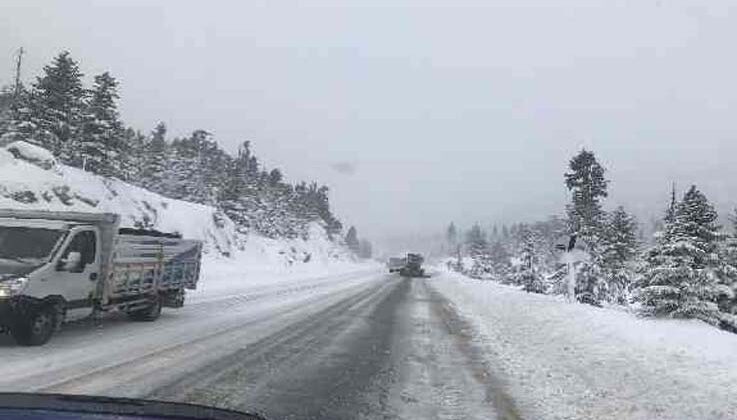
[[147, 278, 398, 406], [423, 280, 522, 420], [151, 277, 407, 419], [31, 276, 385, 395]]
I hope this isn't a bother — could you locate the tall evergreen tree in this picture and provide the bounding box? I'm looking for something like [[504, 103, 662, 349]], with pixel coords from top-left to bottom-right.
[[466, 223, 490, 277], [637, 186, 731, 324], [345, 226, 360, 254], [601, 206, 639, 303], [465, 223, 488, 257], [565, 149, 608, 235], [488, 239, 511, 281], [141, 122, 169, 192], [515, 226, 546, 293], [564, 149, 609, 304], [664, 183, 677, 226], [719, 208, 737, 317], [78, 72, 123, 175], [268, 168, 283, 186], [31, 51, 86, 160], [121, 128, 147, 182], [0, 84, 34, 146], [446, 222, 458, 253], [163, 130, 220, 204]]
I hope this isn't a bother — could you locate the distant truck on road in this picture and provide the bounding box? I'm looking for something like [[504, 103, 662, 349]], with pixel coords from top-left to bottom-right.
[[399, 253, 425, 278], [0, 209, 203, 346], [387, 257, 406, 273]]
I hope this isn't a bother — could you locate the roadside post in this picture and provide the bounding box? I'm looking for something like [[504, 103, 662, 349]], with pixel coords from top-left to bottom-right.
[[555, 234, 585, 303]]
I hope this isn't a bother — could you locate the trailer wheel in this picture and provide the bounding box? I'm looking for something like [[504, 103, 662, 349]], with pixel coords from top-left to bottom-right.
[[127, 296, 162, 322], [11, 305, 56, 346]]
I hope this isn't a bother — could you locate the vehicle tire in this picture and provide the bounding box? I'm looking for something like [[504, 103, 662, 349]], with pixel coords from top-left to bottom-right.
[[11, 305, 56, 346], [127, 296, 162, 322]]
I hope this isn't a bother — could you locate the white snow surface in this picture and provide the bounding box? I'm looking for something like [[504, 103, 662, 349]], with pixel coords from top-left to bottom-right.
[[0, 144, 356, 267], [4, 140, 57, 168], [430, 268, 737, 420]]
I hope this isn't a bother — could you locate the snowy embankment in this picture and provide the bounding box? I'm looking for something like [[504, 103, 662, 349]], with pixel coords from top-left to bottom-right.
[[430, 269, 737, 420], [0, 142, 369, 289]]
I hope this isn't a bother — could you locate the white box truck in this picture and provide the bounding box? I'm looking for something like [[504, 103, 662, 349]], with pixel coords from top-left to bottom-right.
[[0, 209, 203, 346]]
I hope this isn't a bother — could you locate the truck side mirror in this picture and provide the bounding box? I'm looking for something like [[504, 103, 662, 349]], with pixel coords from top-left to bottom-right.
[[58, 251, 83, 272]]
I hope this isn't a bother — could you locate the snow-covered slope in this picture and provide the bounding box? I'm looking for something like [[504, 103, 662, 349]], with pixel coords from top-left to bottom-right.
[[0, 142, 355, 271]]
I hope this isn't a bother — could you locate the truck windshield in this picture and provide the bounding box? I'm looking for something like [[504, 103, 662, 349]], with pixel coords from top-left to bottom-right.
[[0, 226, 65, 262]]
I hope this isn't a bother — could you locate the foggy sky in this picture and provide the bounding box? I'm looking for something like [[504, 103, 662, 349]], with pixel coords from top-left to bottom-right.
[[2, 1, 737, 246]]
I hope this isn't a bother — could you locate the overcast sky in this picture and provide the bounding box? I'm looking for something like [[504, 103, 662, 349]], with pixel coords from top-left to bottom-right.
[[2, 1, 737, 244]]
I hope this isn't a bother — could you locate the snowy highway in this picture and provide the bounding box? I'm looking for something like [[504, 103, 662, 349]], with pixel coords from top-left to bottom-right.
[[0, 268, 507, 420], [2, 266, 737, 419]]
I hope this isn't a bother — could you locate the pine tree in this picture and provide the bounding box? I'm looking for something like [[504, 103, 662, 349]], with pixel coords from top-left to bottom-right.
[[565, 149, 608, 235], [121, 128, 147, 182], [0, 85, 12, 118], [515, 226, 546, 293], [446, 222, 458, 253], [268, 168, 283, 186], [716, 209, 737, 322], [564, 149, 609, 304], [0, 84, 35, 146], [601, 206, 639, 303], [31, 51, 86, 160], [637, 185, 732, 324], [488, 239, 511, 282], [78, 72, 123, 175], [345, 226, 360, 254], [164, 130, 218, 204], [665, 183, 677, 226], [466, 223, 488, 257], [466, 223, 490, 277], [140, 122, 169, 193]]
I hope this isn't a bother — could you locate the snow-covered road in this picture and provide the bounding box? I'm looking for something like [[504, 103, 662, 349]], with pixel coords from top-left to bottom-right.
[[4, 268, 735, 419], [0, 269, 505, 419]]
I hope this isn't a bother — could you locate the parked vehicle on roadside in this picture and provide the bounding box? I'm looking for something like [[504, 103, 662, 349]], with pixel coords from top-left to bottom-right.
[[0, 209, 203, 346]]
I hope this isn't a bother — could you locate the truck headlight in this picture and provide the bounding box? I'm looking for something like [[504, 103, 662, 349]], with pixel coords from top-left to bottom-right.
[[0, 277, 28, 296]]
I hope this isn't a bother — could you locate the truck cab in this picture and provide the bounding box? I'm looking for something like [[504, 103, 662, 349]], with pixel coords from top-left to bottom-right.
[[24, 222, 101, 321], [0, 218, 103, 344]]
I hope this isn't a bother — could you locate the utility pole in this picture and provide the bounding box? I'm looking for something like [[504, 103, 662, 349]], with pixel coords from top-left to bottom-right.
[[13, 47, 24, 101]]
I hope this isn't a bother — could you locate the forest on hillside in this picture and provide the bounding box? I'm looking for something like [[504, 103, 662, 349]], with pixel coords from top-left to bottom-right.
[[0, 51, 370, 255], [448, 149, 737, 333]]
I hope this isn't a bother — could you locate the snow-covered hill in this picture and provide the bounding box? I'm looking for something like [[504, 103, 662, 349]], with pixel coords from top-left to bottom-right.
[[0, 141, 356, 272]]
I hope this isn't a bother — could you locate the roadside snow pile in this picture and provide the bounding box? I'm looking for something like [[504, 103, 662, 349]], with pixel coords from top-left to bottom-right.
[[430, 270, 737, 420], [0, 142, 356, 270], [5, 141, 57, 169]]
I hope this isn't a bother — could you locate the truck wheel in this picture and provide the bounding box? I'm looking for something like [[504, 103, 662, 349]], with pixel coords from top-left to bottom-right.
[[11, 305, 56, 346], [127, 296, 162, 322]]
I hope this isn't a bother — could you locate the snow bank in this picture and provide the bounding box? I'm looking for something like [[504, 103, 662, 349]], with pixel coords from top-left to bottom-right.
[[5, 140, 57, 169], [431, 270, 737, 419], [0, 143, 357, 270]]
